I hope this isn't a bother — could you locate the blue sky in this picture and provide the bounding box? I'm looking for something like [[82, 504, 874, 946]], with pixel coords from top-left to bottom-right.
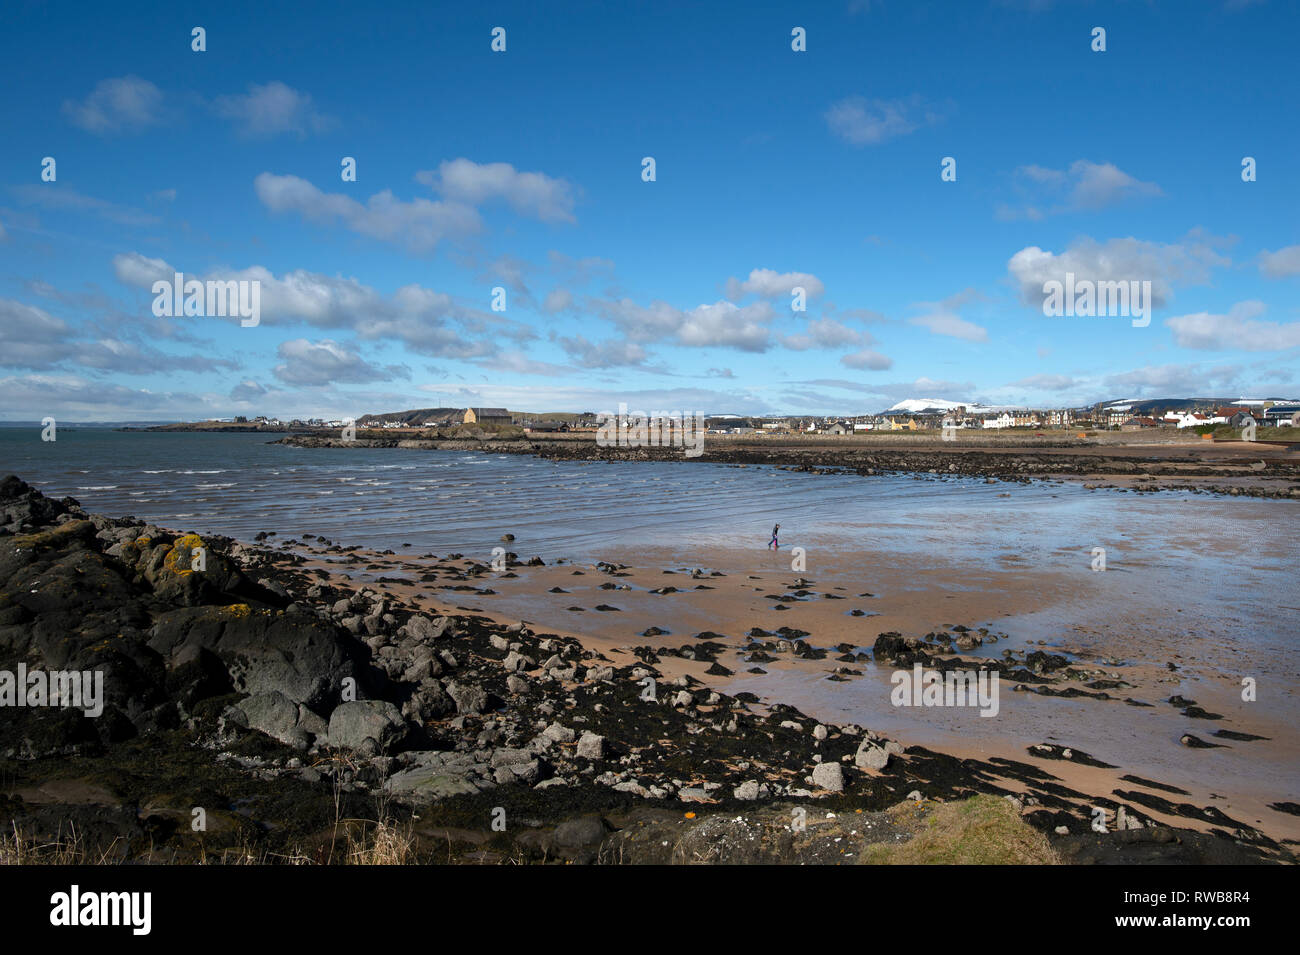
[[1, 0, 1297, 421]]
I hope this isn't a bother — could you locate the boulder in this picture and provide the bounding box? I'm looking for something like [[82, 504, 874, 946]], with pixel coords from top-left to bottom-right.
[[326, 700, 406, 753], [812, 761, 844, 792], [576, 731, 605, 759], [147, 606, 360, 710]]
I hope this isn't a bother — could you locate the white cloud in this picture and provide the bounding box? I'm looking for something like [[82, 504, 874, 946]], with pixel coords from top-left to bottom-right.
[[254, 172, 483, 253], [559, 335, 647, 368], [112, 252, 506, 358], [677, 301, 774, 351], [0, 298, 71, 368], [214, 81, 336, 137], [63, 76, 163, 133], [593, 297, 775, 351], [1002, 160, 1161, 219], [840, 349, 894, 370], [1007, 235, 1231, 308], [273, 339, 409, 386], [909, 310, 988, 342], [1165, 301, 1300, 351], [1, 293, 238, 374], [725, 268, 825, 301], [1069, 160, 1162, 209], [112, 252, 173, 287], [1259, 245, 1300, 279], [783, 318, 866, 351], [231, 379, 270, 402], [417, 159, 577, 223], [825, 95, 942, 145]]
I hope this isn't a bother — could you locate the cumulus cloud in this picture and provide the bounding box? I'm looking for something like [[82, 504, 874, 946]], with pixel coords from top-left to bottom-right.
[[825, 95, 943, 145], [231, 379, 270, 402], [213, 81, 336, 137], [725, 268, 825, 301], [112, 252, 173, 287], [1165, 301, 1300, 351], [272, 339, 409, 386], [678, 301, 774, 350], [591, 297, 775, 352], [1, 293, 238, 375], [783, 318, 867, 351], [63, 76, 163, 133], [255, 162, 576, 253], [558, 335, 647, 369], [1007, 235, 1231, 309], [999, 160, 1161, 219], [909, 310, 987, 342], [1259, 245, 1300, 279], [417, 159, 577, 223], [0, 299, 71, 368], [840, 349, 894, 370], [1069, 160, 1162, 209], [71, 337, 237, 374], [254, 172, 482, 253], [112, 252, 505, 359]]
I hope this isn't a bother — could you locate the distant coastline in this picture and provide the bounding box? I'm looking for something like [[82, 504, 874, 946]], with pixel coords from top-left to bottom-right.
[[265, 430, 1300, 500]]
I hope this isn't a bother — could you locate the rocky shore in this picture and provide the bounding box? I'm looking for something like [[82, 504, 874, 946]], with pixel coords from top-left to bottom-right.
[[0, 475, 1289, 864], [275, 433, 1300, 499]]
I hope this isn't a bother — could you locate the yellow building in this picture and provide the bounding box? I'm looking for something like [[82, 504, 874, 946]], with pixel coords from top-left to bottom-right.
[[464, 407, 512, 425]]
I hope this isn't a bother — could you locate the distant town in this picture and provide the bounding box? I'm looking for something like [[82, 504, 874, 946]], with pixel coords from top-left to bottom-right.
[[211, 397, 1300, 435]]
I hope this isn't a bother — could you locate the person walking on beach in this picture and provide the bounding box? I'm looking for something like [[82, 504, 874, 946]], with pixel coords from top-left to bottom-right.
[[769, 523, 780, 550]]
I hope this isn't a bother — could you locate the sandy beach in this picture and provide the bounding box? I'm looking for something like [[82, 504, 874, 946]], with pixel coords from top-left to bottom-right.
[[276, 504, 1300, 847]]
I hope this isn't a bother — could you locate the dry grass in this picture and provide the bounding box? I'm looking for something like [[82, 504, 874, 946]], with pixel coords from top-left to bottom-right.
[[0, 821, 122, 865], [344, 818, 417, 865], [859, 795, 1061, 866]]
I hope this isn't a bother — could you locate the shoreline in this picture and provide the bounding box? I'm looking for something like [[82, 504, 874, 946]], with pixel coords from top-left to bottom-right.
[[2, 473, 1293, 863], [288, 534, 1300, 843], [271, 432, 1300, 500]]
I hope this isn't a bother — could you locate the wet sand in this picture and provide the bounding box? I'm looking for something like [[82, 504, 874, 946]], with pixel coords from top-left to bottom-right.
[[278, 512, 1300, 845]]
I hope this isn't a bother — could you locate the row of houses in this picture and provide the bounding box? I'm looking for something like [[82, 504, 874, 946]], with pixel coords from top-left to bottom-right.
[[248, 401, 1300, 435], [725, 402, 1300, 435], [1119, 405, 1300, 430], [713, 408, 1079, 434]]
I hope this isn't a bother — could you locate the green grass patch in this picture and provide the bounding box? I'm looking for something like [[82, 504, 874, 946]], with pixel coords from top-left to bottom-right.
[[859, 795, 1060, 865]]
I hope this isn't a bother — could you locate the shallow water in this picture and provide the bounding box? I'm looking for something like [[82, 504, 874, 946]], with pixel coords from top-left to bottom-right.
[[6, 428, 1297, 809], [7, 429, 1293, 641]]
